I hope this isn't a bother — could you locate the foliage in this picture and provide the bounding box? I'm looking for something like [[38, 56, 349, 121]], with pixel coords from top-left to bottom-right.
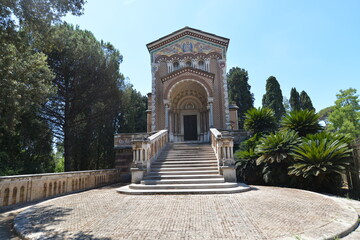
[[283, 97, 291, 113], [42, 24, 123, 171], [289, 137, 352, 178], [235, 134, 264, 184], [116, 83, 147, 133], [299, 91, 315, 111], [318, 106, 335, 126], [227, 67, 254, 129], [281, 110, 323, 137], [289, 88, 301, 111], [243, 108, 277, 134], [262, 76, 286, 120], [256, 130, 301, 165], [328, 88, 360, 139], [0, 20, 55, 175]]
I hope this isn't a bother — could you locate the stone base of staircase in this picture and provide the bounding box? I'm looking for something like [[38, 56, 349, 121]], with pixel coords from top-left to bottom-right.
[[117, 143, 251, 195], [117, 182, 251, 194]]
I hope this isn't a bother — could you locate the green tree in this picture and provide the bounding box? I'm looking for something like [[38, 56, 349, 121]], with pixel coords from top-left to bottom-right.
[[328, 88, 360, 139], [262, 76, 285, 120], [0, 0, 87, 175], [227, 67, 254, 128], [255, 130, 301, 186], [289, 88, 301, 111], [244, 108, 277, 135], [0, 31, 55, 175], [281, 110, 323, 137], [256, 130, 301, 165], [300, 91, 315, 111], [116, 83, 147, 133], [42, 24, 123, 171], [318, 106, 335, 126], [283, 97, 291, 113], [289, 135, 351, 180]]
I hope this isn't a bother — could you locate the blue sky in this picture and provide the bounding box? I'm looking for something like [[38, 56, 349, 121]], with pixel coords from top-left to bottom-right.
[[64, 0, 360, 111]]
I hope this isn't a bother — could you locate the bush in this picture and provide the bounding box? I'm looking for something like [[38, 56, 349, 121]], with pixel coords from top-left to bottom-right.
[[244, 107, 277, 134], [281, 110, 323, 137]]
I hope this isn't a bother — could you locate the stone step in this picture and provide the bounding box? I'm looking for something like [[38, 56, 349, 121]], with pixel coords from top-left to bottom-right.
[[158, 153, 216, 159], [157, 156, 217, 160], [141, 178, 225, 185], [151, 166, 218, 171], [143, 174, 224, 180], [131, 182, 238, 190], [151, 160, 217, 166], [159, 152, 215, 156], [151, 163, 218, 168], [147, 170, 219, 175], [117, 183, 251, 194]]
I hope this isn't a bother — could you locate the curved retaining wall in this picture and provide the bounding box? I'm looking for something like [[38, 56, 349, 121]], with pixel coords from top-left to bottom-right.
[[0, 169, 120, 208]]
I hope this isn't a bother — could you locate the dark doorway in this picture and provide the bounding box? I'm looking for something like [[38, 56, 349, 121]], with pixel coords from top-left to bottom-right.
[[184, 115, 197, 141]]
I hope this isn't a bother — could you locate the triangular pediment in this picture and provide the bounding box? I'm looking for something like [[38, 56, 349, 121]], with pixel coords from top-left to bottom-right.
[[147, 27, 229, 62]]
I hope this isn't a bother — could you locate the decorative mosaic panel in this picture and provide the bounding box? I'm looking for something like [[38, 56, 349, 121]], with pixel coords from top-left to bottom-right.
[[151, 36, 225, 62]]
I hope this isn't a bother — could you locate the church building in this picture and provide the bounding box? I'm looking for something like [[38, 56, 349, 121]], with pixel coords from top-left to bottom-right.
[[146, 27, 238, 142]]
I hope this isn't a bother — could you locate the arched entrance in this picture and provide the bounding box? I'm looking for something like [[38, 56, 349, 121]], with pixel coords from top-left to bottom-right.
[[166, 79, 213, 142]]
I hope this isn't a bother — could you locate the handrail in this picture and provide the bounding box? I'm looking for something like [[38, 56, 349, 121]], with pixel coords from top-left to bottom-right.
[[210, 128, 234, 167], [132, 129, 168, 173]]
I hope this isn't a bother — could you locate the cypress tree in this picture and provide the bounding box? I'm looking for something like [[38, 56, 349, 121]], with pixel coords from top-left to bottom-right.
[[289, 88, 301, 111], [300, 91, 315, 111], [262, 76, 285, 120], [227, 67, 254, 128]]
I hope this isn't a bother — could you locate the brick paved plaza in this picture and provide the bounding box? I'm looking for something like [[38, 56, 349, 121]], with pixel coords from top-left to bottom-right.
[[9, 184, 359, 240]]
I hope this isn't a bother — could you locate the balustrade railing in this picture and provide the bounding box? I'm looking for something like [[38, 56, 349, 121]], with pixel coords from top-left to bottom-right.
[[132, 129, 168, 174], [0, 169, 120, 208], [210, 128, 237, 182]]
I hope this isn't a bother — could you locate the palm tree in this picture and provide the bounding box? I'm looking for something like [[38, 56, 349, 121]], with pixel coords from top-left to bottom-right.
[[256, 130, 301, 165], [281, 110, 323, 137], [244, 107, 277, 134], [289, 137, 352, 179]]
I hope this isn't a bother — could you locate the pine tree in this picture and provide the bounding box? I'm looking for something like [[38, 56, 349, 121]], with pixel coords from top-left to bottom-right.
[[227, 67, 254, 129], [300, 91, 315, 111], [262, 76, 285, 121], [289, 88, 301, 111]]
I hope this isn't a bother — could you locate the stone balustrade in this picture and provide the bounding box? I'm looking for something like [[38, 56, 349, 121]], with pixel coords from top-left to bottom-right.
[[0, 169, 120, 208], [131, 129, 169, 183], [210, 128, 237, 182]]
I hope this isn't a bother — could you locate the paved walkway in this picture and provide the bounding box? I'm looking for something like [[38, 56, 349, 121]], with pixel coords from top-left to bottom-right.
[[8, 184, 359, 240]]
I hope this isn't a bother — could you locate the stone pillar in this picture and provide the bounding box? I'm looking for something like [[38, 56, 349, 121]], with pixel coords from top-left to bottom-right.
[[164, 100, 169, 129], [208, 98, 214, 128], [229, 103, 239, 130]]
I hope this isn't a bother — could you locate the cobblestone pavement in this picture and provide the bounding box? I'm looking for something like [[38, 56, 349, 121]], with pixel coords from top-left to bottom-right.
[[12, 184, 360, 240]]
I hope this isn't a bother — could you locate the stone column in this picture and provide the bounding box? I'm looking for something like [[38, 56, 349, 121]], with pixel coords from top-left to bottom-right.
[[208, 98, 214, 128], [164, 100, 169, 129]]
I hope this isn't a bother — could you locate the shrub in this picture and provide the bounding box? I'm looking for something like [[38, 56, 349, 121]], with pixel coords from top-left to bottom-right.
[[244, 107, 277, 135], [281, 110, 323, 137], [256, 130, 301, 165]]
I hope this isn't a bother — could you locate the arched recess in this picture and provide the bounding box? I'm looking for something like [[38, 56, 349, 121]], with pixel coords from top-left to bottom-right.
[[167, 79, 210, 142]]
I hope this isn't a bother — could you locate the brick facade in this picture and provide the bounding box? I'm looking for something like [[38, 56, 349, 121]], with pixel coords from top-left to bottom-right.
[[146, 27, 237, 142]]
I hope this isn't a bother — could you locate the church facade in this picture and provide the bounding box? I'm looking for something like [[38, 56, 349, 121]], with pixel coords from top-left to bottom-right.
[[146, 27, 238, 142]]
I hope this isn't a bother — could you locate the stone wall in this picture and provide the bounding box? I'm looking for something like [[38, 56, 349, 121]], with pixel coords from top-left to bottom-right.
[[0, 169, 120, 209]]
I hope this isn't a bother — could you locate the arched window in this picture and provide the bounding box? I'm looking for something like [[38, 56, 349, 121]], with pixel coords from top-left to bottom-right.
[[20, 186, 25, 203], [49, 183, 52, 196], [43, 183, 47, 198], [186, 61, 192, 67], [12, 187, 17, 205], [198, 60, 205, 70], [4, 188, 10, 206], [173, 61, 179, 70]]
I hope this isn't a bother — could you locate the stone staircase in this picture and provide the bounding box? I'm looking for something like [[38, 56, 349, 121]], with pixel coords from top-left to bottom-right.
[[117, 143, 251, 194]]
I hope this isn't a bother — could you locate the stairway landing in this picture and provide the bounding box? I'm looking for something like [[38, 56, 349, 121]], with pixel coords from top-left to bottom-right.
[[117, 143, 251, 194]]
